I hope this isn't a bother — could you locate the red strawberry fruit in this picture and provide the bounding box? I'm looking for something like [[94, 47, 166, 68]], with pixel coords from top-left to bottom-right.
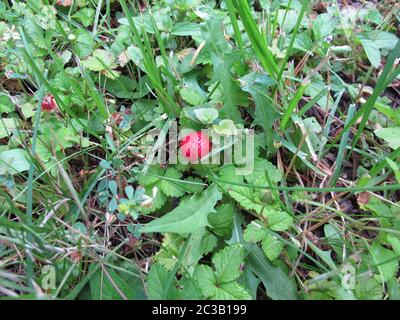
[[180, 131, 211, 162], [41, 94, 57, 112]]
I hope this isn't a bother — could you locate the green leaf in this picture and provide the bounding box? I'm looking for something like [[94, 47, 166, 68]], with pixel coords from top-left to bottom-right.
[[82, 49, 116, 71], [184, 106, 218, 124], [387, 234, 400, 255], [90, 264, 146, 300], [159, 168, 185, 197], [246, 243, 297, 300], [0, 149, 30, 175], [201, 18, 242, 122], [73, 29, 94, 58], [0, 118, 19, 139], [213, 244, 245, 283], [212, 119, 236, 136], [240, 72, 278, 151], [375, 127, 400, 149], [171, 22, 201, 37], [194, 264, 217, 298], [141, 183, 222, 234], [200, 231, 218, 255], [243, 220, 265, 243], [0, 95, 14, 113], [72, 8, 95, 27], [213, 281, 251, 300], [194, 244, 251, 300], [264, 210, 293, 231], [24, 16, 47, 49], [180, 88, 205, 106], [369, 31, 399, 50], [229, 186, 263, 213], [370, 243, 398, 282], [355, 277, 383, 300], [360, 39, 381, 68], [147, 262, 179, 300], [261, 233, 284, 261], [208, 203, 235, 237], [244, 158, 282, 184], [312, 13, 336, 41]]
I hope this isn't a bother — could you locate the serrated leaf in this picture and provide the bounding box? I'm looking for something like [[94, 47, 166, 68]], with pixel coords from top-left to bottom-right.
[[264, 210, 293, 231], [229, 186, 263, 213], [213, 244, 244, 283], [159, 168, 185, 197], [244, 158, 282, 184], [355, 277, 383, 300], [243, 220, 265, 243], [213, 281, 251, 300], [194, 264, 217, 298], [200, 231, 218, 255], [262, 233, 283, 261], [141, 183, 222, 234]]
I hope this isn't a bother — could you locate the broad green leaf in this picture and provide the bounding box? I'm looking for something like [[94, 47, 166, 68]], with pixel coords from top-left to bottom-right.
[[0, 95, 14, 113], [369, 31, 399, 50], [370, 243, 398, 282], [159, 168, 185, 197], [0, 149, 30, 175], [262, 233, 283, 261], [171, 22, 201, 37], [264, 210, 293, 231], [200, 231, 218, 255], [229, 186, 263, 213], [0, 118, 19, 139], [90, 265, 146, 300], [147, 262, 179, 300], [387, 234, 400, 255], [212, 119, 237, 136], [246, 243, 298, 300], [180, 88, 205, 106], [82, 49, 116, 71], [184, 106, 218, 124], [243, 220, 265, 243], [360, 39, 381, 68], [208, 203, 234, 237], [72, 8, 95, 27], [355, 277, 383, 300], [277, 9, 299, 34], [73, 29, 94, 58], [375, 127, 400, 149], [312, 13, 336, 40], [213, 244, 245, 283], [141, 183, 222, 234], [194, 264, 217, 298], [244, 158, 282, 184], [213, 282, 251, 300]]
